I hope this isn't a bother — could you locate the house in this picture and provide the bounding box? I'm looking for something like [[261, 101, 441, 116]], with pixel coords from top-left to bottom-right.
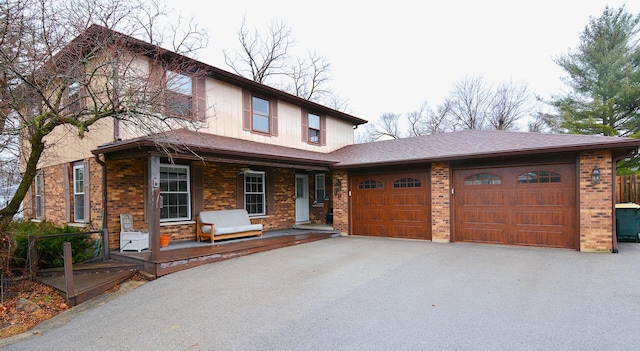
[[21, 25, 640, 256]]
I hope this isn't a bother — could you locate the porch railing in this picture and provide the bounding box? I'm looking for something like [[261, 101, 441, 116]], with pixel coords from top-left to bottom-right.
[[27, 229, 108, 278]]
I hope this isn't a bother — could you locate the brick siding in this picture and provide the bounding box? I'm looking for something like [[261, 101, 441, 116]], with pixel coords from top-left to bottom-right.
[[431, 162, 451, 242], [579, 150, 613, 252]]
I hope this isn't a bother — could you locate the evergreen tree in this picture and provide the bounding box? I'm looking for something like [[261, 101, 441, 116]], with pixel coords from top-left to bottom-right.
[[552, 6, 640, 140]]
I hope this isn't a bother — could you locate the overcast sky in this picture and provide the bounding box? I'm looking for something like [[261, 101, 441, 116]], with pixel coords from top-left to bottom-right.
[[169, 0, 639, 126]]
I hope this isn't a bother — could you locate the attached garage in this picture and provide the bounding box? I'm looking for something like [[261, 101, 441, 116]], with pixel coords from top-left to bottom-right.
[[452, 163, 577, 249], [350, 172, 431, 240], [331, 130, 640, 252]]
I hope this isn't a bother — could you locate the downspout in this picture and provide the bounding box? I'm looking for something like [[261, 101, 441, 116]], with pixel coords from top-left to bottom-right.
[[611, 150, 638, 253], [94, 153, 109, 259]]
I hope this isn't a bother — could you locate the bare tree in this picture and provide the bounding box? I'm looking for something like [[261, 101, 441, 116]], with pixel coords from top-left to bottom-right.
[[286, 51, 333, 102], [407, 100, 453, 136], [364, 113, 402, 140], [447, 75, 493, 130], [224, 16, 347, 110], [0, 0, 208, 230], [223, 16, 294, 85], [487, 79, 534, 130]]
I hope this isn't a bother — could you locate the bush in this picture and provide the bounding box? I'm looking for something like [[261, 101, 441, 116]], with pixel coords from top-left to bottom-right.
[[10, 221, 95, 270]]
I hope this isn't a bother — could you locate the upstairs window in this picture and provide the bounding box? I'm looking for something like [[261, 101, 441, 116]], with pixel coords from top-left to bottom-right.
[[166, 70, 193, 117], [66, 81, 84, 114], [308, 113, 321, 143], [301, 109, 326, 146], [464, 174, 501, 185], [242, 90, 278, 136], [252, 96, 270, 133]]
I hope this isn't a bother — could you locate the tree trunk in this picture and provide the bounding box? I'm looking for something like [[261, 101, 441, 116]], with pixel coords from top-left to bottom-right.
[[0, 134, 46, 231]]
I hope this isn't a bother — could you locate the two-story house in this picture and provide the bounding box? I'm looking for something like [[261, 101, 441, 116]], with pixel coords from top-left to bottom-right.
[[21, 25, 640, 260]]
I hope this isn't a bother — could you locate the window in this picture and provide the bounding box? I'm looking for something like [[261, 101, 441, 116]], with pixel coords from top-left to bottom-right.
[[160, 164, 191, 221], [245, 171, 265, 215], [73, 164, 85, 222], [464, 174, 501, 185], [166, 70, 193, 116], [517, 171, 561, 184], [252, 96, 270, 133], [315, 174, 326, 204], [35, 171, 44, 219], [243, 90, 278, 135], [308, 113, 321, 143], [358, 179, 383, 189], [67, 81, 83, 113], [393, 178, 422, 188]]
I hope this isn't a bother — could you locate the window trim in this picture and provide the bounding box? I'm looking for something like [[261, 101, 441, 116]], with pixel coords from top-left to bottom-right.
[[245, 171, 266, 216], [159, 164, 191, 222], [315, 173, 326, 204], [73, 164, 85, 222]]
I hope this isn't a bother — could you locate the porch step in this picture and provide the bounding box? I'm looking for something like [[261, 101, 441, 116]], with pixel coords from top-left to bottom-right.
[[111, 231, 338, 277], [36, 259, 142, 277], [37, 269, 137, 306]]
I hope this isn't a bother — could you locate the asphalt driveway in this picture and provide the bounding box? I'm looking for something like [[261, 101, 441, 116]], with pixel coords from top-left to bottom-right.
[[2, 237, 640, 350]]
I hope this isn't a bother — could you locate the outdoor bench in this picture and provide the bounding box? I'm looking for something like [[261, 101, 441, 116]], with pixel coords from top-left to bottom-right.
[[196, 209, 263, 243]]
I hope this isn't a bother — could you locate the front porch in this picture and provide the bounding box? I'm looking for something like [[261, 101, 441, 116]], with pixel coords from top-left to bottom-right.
[[110, 227, 340, 277]]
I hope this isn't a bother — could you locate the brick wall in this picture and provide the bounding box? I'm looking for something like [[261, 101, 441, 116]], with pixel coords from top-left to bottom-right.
[[105, 158, 146, 249], [579, 150, 613, 252], [431, 162, 451, 242], [331, 170, 349, 234], [104, 159, 305, 248], [23, 158, 103, 232]]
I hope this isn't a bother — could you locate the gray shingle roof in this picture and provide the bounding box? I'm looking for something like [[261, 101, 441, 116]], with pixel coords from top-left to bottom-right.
[[330, 130, 640, 168], [95, 129, 640, 169]]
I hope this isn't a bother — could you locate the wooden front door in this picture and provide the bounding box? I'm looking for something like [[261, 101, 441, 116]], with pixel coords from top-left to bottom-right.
[[453, 163, 577, 249], [350, 172, 431, 240]]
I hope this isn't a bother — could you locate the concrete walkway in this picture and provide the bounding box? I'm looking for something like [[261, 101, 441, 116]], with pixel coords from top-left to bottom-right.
[[2, 237, 640, 350]]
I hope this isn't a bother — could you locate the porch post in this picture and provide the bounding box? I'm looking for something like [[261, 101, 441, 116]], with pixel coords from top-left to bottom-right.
[[148, 156, 161, 260]]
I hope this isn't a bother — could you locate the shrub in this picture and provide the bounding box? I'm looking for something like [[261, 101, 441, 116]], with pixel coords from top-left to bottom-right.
[[10, 221, 95, 270]]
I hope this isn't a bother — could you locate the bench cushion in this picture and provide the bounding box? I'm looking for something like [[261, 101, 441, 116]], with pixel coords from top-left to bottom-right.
[[197, 209, 263, 235]]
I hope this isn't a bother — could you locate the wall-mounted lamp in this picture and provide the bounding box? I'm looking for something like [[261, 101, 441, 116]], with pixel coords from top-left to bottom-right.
[[334, 179, 342, 197], [591, 166, 601, 185]]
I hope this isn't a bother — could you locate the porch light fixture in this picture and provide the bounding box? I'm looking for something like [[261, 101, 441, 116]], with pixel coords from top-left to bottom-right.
[[591, 166, 601, 185]]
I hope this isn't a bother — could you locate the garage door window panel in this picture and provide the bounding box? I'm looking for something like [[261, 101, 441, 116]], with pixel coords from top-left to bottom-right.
[[464, 174, 501, 185], [517, 171, 561, 183], [358, 180, 383, 189], [393, 178, 422, 188]]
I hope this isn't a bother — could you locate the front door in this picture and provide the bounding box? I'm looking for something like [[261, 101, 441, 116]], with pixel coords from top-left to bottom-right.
[[295, 174, 310, 222]]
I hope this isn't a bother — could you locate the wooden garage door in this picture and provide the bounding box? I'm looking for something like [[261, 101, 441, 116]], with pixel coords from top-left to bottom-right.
[[453, 164, 577, 249], [351, 172, 431, 240]]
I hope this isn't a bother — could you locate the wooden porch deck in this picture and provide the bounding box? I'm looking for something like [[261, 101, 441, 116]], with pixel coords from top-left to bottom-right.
[[110, 228, 340, 277], [37, 228, 339, 305]]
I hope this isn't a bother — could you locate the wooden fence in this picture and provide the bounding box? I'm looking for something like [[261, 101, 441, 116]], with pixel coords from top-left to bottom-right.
[[616, 175, 640, 203]]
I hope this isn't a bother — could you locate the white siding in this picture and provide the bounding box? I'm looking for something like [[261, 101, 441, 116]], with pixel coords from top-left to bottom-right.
[[204, 78, 355, 153]]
